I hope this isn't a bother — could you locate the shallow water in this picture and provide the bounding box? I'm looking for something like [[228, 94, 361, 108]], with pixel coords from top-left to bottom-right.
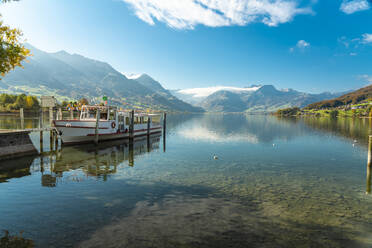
[[1, 114, 372, 248]]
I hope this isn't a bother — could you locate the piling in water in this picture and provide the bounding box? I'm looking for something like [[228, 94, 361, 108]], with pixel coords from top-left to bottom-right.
[[95, 109, 100, 145], [49, 107, 54, 151], [147, 116, 150, 136], [20, 108, 24, 130], [54, 130, 59, 150], [367, 135, 372, 194], [130, 110, 134, 140], [57, 108, 62, 120], [163, 112, 166, 152], [129, 141, 134, 167], [39, 109, 43, 153]]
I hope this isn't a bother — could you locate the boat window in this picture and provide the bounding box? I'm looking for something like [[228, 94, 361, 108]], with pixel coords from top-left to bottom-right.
[[100, 112, 108, 120], [125, 117, 130, 125], [151, 115, 160, 124], [81, 109, 96, 119], [144, 116, 148, 123], [109, 111, 116, 121]]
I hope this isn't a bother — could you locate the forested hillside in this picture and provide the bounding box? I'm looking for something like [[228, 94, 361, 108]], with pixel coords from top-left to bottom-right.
[[0, 44, 202, 112], [306, 85, 372, 109]]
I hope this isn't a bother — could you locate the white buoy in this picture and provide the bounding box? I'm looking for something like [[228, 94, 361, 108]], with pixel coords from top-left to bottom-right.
[[272, 143, 275, 147], [352, 143, 355, 147], [213, 155, 218, 160], [354, 140, 357, 143]]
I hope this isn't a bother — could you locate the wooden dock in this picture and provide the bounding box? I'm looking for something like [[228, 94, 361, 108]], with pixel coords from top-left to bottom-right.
[[0, 107, 167, 160]]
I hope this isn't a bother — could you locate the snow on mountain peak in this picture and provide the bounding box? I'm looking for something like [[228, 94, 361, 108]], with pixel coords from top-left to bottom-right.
[[177, 86, 262, 98], [124, 73, 143, 79]]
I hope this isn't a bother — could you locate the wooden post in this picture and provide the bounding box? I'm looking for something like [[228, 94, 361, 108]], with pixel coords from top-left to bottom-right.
[[367, 135, 372, 194], [49, 107, 54, 151], [58, 108, 62, 120], [163, 113, 167, 133], [129, 141, 134, 167], [70, 109, 73, 120], [147, 135, 151, 153], [20, 108, 24, 130], [39, 109, 43, 153], [163, 112, 166, 152], [147, 116, 151, 136], [95, 109, 100, 145], [40, 155, 44, 173], [54, 130, 58, 150], [50, 129, 54, 151], [130, 110, 134, 140], [49, 107, 53, 126]]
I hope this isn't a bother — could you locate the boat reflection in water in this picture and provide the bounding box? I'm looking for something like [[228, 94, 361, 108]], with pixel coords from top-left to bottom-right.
[[0, 134, 162, 187]]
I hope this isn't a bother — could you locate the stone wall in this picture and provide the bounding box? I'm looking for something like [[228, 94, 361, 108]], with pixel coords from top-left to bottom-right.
[[0, 131, 38, 160]]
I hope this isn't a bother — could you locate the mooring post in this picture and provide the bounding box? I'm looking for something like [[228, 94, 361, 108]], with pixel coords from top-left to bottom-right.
[[367, 135, 372, 194], [129, 141, 134, 167], [147, 135, 151, 153], [20, 108, 24, 130], [147, 116, 151, 136], [94, 109, 100, 145], [39, 109, 43, 153], [54, 130, 59, 151], [49, 107, 54, 151], [40, 156, 44, 173], [49, 107, 53, 126], [163, 112, 166, 152], [58, 108, 62, 120], [130, 110, 134, 140], [50, 130, 54, 151], [163, 112, 167, 132]]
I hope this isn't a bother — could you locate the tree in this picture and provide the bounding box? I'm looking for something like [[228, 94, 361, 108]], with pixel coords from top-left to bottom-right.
[[330, 110, 338, 118], [79, 98, 89, 105], [276, 107, 300, 116], [0, 0, 30, 77]]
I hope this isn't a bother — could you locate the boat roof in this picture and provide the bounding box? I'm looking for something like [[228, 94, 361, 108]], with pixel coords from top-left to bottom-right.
[[81, 105, 162, 116], [81, 105, 117, 110]]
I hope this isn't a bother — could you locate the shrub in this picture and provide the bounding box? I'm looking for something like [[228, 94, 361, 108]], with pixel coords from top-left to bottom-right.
[[330, 110, 338, 118]]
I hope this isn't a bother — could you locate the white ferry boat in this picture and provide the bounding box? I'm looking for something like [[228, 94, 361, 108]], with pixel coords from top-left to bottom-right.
[[54, 105, 163, 145]]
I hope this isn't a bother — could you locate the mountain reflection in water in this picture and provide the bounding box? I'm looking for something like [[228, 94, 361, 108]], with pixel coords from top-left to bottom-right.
[[1, 114, 372, 248]]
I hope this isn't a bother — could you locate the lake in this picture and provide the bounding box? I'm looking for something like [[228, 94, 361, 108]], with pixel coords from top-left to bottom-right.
[[1, 114, 372, 248]]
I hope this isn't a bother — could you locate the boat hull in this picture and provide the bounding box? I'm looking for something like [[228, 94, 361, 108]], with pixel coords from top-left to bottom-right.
[[55, 120, 162, 145]]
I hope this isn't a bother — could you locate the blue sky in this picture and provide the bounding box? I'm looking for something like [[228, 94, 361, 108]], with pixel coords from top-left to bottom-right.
[[0, 0, 371, 93]]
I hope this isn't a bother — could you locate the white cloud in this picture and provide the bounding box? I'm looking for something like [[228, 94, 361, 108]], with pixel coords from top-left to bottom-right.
[[340, 0, 370, 14], [296, 39, 310, 48], [362, 33, 372, 43], [359, 74, 372, 84], [122, 0, 313, 29], [178, 85, 261, 98], [289, 39, 310, 52]]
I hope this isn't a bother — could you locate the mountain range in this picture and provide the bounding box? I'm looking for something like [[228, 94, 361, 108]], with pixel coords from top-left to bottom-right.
[[0, 44, 202, 112], [173, 85, 346, 112], [0, 44, 346, 113], [305, 84, 372, 109]]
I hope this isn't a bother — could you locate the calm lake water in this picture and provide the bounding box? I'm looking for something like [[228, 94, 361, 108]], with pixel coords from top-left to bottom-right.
[[1, 114, 372, 248]]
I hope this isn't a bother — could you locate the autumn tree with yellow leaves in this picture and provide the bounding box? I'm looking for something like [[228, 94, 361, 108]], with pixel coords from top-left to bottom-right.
[[0, 0, 30, 77]]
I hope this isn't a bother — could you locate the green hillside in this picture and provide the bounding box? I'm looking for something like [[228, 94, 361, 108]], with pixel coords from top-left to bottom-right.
[[0, 44, 203, 113], [305, 84, 372, 109]]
